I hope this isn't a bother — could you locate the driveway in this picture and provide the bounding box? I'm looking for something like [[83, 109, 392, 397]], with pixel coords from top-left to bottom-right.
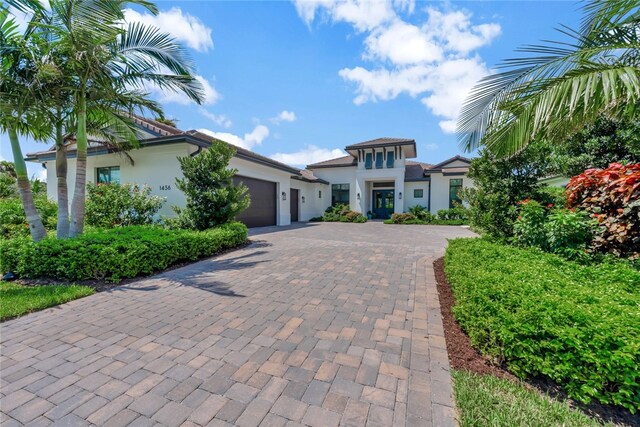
[[0, 222, 476, 427]]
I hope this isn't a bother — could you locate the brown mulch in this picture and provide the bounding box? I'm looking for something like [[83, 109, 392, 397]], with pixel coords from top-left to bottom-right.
[[434, 257, 639, 427]]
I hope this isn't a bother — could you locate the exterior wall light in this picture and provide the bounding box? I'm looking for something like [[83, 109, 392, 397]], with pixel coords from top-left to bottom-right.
[[282, 191, 286, 201], [399, 192, 403, 200], [301, 196, 305, 203], [357, 193, 361, 200]]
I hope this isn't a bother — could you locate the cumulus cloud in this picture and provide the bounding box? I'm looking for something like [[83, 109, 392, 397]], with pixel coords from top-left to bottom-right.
[[124, 7, 214, 52], [197, 125, 270, 150], [270, 145, 346, 167], [293, 1, 501, 133], [271, 110, 297, 124], [200, 109, 232, 128]]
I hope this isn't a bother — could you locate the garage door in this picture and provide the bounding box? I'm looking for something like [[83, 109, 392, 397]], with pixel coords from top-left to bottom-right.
[[233, 175, 277, 228]]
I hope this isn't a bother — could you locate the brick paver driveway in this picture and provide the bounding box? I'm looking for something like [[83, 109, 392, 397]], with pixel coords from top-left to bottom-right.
[[1, 222, 476, 427]]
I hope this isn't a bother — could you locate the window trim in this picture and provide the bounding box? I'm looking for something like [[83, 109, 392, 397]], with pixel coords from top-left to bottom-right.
[[331, 183, 350, 207], [449, 178, 463, 208], [413, 189, 424, 198]]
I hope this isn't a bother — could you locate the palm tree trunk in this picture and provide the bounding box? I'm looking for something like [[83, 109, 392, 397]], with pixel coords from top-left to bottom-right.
[[8, 124, 47, 242], [69, 92, 88, 237], [55, 120, 70, 239]]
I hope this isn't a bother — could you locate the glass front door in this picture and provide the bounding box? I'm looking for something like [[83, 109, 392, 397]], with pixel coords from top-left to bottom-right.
[[372, 190, 394, 219]]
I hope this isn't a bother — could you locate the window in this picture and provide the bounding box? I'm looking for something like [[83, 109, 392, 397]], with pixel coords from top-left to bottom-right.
[[414, 189, 423, 198], [386, 152, 394, 168], [318, 190, 322, 199], [375, 152, 383, 169], [364, 153, 372, 169], [97, 166, 120, 184], [331, 184, 350, 206], [449, 178, 463, 208]]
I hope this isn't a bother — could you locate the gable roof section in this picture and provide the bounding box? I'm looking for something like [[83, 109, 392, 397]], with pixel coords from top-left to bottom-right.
[[306, 155, 357, 169], [345, 137, 417, 158], [423, 155, 472, 176], [404, 161, 434, 181]]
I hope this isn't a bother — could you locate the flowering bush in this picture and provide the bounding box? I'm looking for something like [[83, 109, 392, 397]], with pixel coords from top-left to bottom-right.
[[85, 183, 165, 228], [566, 163, 640, 259]]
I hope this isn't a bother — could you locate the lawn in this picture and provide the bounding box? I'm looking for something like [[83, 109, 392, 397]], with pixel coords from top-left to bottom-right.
[[452, 370, 612, 427], [0, 281, 94, 321]]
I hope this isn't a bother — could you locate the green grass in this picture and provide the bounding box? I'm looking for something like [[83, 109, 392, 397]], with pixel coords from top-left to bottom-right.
[[0, 281, 94, 321], [452, 370, 611, 427]]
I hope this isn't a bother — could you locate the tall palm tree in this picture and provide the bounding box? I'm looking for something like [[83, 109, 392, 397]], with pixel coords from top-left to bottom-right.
[[22, 0, 205, 237], [457, 0, 640, 156], [0, 10, 49, 241]]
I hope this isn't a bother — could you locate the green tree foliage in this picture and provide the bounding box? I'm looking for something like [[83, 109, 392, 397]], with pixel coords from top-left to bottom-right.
[[85, 183, 165, 228], [551, 117, 640, 177], [461, 144, 553, 238], [173, 142, 250, 230]]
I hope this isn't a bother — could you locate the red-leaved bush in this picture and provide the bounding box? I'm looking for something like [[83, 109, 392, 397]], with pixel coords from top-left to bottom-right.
[[566, 163, 640, 259]]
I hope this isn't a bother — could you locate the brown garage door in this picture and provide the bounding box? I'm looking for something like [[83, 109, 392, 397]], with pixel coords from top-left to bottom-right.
[[290, 189, 299, 222], [233, 175, 277, 228]]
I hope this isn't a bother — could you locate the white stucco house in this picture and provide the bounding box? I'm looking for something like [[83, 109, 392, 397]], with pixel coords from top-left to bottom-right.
[[26, 117, 474, 228]]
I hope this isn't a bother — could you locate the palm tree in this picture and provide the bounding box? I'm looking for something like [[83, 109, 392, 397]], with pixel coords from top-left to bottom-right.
[[0, 10, 49, 241], [22, 0, 205, 237], [457, 0, 640, 156]]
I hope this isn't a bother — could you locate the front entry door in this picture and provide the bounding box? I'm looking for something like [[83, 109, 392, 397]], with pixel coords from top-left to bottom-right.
[[372, 190, 394, 219]]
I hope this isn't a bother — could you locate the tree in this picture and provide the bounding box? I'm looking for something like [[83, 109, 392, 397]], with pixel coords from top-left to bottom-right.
[[461, 143, 554, 239], [458, 0, 640, 157], [551, 117, 640, 177], [174, 141, 250, 230], [19, 0, 205, 237], [0, 9, 49, 241]]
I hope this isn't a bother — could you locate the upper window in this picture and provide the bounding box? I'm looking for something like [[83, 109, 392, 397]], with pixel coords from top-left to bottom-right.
[[375, 152, 383, 169], [386, 152, 394, 168], [414, 189, 424, 198], [97, 166, 120, 184], [449, 178, 463, 208], [331, 184, 350, 206], [364, 153, 373, 169]]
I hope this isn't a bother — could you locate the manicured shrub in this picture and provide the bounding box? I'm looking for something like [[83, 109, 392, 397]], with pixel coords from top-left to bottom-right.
[[436, 206, 470, 221], [390, 213, 416, 224], [321, 204, 367, 223], [0, 222, 248, 282], [85, 183, 165, 228], [445, 238, 640, 412], [173, 142, 250, 230], [0, 196, 57, 239], [566, 163, 640, 259], [409, 205, 433, 222]]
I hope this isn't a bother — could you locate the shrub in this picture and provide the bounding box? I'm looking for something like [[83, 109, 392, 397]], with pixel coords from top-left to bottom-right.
[[390, 213, 416, 224], [174, 142, 250, 230], [0, 196, 57, 239], [321, 204, 367, 223], [513, 200, 547, 248], [409, 205, 433, 222], [0, 171, 17, 198], [85, 183, 165, 228], [566, 163, 640, 259], [0, 222, 248, 282], [445, 238, 640, 412], [436, 206, 469, 222]]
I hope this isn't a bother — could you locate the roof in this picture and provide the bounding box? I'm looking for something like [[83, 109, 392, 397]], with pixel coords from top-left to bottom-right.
[[306, 155, 357, 169], [345, 137, 417, 158], [26, 115, 301, 175], [404, 161, 434, 181], [293, 169, 330, 185]]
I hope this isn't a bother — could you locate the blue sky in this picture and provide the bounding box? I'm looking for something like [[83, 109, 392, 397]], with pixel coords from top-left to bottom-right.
[[2, 0, 581, 178]]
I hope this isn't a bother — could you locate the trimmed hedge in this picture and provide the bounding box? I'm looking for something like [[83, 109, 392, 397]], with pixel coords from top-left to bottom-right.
[[445, 238, 640, 412], [0, 222, 247, 282]]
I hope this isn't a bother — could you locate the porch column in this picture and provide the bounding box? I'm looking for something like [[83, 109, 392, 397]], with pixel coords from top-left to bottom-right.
[[356, 176, 366, 213], [394, 178, 404, 214]]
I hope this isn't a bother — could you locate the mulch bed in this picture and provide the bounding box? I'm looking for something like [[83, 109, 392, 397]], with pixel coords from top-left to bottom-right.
[[433, 257, 638, 427]]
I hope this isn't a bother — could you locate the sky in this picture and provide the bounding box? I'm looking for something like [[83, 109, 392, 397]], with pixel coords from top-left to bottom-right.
[[1, 0, 582, 179]]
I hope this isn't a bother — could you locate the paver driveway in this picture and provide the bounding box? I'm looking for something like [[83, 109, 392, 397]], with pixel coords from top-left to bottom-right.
[[1, 222, 476, 427]]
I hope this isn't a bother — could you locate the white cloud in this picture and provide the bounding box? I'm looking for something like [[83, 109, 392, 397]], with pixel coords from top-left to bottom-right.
[[270, 145, 346, 167], [197, 125, 270, 150], [200, 109, 232, 128], [271, 110, 297, 124], [424, 143, 438, 151], [124, 7, 214, 52], [294, 2, 501, 134], [294, 0, 396, 32], [148, 74, 219, 106]]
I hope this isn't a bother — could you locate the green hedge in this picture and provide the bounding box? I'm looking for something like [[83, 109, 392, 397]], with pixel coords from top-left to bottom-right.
[[445, 238, 640, 412], [0, 222, 248, 282]]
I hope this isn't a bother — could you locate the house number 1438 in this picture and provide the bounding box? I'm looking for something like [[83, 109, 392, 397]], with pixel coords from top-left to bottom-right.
[[159, 185, 171, 191]]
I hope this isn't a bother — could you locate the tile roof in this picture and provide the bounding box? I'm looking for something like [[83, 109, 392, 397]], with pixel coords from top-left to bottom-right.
[[295, 169, 330, 184], [404, 161, 434, 181], [345, 137, 415, 150], [306, 155, 357, 168]]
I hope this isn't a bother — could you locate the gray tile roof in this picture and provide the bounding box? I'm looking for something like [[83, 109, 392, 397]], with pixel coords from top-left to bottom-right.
[[306, 155, 357, 168], [404, 161, 434, 181], [345, 137, 415, 150]]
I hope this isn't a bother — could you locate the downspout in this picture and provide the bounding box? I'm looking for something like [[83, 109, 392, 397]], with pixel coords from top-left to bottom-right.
[[190, 146, 202, 157]]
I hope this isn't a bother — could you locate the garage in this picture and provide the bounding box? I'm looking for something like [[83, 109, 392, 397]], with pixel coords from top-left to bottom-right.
[[233, 175, 277, 227]]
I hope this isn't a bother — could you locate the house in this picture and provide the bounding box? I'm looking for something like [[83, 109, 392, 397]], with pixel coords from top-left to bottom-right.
[[26, 117, 474, 227]]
